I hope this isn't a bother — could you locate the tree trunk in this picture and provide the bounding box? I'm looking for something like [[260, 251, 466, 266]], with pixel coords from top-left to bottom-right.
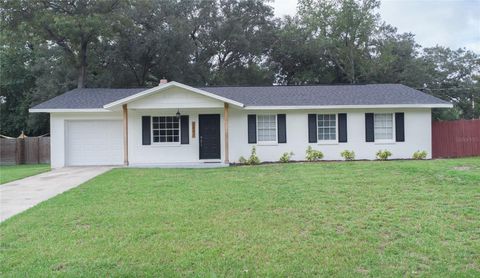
[[77, 41, 88, 88], [350, 46, 355, 84]]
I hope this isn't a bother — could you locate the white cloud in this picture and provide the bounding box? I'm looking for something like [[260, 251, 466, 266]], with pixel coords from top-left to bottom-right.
[[269, 0, 480, 52], [379, 0, 479, 51]]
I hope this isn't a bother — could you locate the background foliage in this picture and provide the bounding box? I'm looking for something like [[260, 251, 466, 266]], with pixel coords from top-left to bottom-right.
[[1, 0, 479, 136]]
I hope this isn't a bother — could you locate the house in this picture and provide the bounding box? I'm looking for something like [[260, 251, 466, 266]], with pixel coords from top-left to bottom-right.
[[30, 81, 452, 168]]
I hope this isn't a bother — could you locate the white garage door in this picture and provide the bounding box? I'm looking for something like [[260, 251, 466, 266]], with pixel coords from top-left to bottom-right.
[[66, 120, 123, 166]]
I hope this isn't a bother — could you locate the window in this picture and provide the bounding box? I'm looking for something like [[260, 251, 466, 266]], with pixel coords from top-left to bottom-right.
[[317, 114, 336, 141], [374, 113, 394, 141], [152, 116, 179, 143], [257, 115, 277, 142]]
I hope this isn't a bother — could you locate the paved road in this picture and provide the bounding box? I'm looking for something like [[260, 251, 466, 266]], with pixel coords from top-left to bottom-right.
[[0, 167, 112, 222]]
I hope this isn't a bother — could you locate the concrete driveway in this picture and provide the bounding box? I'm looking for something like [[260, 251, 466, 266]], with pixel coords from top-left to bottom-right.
[[0, 166, 113, 222]]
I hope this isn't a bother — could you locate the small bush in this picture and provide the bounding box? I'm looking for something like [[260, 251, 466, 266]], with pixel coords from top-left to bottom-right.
[[376, 150, 392, 161], [246, 146, 261, 165], [279, 152, 294, 163], [238, 156, 247, 164], [306, 146, 324, 161], [412, 150, 428, 160], [340, 150, 355, 161]]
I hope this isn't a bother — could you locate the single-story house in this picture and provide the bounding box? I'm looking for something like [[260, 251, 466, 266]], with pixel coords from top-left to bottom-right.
[[30, 80, 452, 168]]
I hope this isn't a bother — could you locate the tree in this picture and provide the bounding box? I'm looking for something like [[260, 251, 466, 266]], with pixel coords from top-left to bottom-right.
[[420, 47, 480, 119], [188, 0, 276, 85], [367, 25, 425, 86], [1, 0, 478, 137], [0, 29, 80, 136], [270, 16, 337, 85], [97, 0, 197, 87], [0, 35, 36, 136], [297, 0, 381, 83], [2, 0, 124, 88]]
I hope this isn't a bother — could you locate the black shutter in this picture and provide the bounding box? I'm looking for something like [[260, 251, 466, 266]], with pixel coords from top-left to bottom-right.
[[395, 112, 405, 142], [180, 115, 189, 144], [142, 116, 151, 145], [338, 113, 347, 143], [277, 114, 287, 143], [248, 114, 257, 144], [308, 114, 317, 143], [365, 113, 374, 142]]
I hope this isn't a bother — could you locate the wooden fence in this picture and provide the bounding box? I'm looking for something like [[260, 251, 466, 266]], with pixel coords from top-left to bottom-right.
[[0, 137, 50, 165], [432, 119, 480, 158]]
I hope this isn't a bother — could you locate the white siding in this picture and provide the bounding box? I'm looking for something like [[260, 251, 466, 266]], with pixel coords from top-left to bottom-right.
[[128, 87, 223, 109], [228, 108, 432, 162], [126, 87, 227, 165], [50, 107, 432, 167], [50, 112, 122, 168], [128, 108, 225, 166]]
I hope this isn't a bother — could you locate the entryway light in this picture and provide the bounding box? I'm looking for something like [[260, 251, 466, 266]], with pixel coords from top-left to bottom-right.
[[176, 109, 181, 119]]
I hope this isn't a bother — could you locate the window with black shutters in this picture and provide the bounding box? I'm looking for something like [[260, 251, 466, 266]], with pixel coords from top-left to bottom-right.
[[152, 116, 180, 143], [317, 114, 337, 142], [257, 115, 277, 143], [374, 113, 394, 142]]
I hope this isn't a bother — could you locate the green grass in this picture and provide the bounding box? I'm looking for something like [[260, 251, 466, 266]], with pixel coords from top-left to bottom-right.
[[0, 164, 50, 184], [1, 158, 479, 277]]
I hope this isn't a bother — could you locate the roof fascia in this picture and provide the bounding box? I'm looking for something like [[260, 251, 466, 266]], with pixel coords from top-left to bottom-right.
[[244, 103, 453, 110]]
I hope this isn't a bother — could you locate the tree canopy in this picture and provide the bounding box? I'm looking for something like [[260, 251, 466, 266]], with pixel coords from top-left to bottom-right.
[[1, 0, 478, 136]]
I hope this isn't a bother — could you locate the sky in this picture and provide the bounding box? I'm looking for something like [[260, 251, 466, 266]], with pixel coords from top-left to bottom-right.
[[271, 0, 480, 53]]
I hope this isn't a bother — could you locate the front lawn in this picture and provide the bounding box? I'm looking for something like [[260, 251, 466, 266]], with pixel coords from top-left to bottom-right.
[[0, 164, 50, 184], [1, 158, 479, 276]]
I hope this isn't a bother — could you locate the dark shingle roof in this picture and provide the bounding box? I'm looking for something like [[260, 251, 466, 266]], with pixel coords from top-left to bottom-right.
[[32, 88, 146, 109], [198, 84, 448, 106], [31, 84, 449, 109]]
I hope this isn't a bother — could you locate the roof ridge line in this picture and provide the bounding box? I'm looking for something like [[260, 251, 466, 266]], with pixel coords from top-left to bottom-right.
[[198, 83, 399, 88], [75, 83, 401, 90]]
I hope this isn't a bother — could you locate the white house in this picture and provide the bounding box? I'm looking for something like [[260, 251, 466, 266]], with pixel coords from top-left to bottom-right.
[[30, 81, 452, 168]]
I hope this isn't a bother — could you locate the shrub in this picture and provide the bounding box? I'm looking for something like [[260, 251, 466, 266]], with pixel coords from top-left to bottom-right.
[[305, 146, 324, 161], [376, 150, 392, 161], [238, 156, 247, 164], [238, 147, 261, 165], [279, 152, 294, 163], [246, 146, 261, 165], [340, 150, 355, 161], [412, 150, 428, 160]]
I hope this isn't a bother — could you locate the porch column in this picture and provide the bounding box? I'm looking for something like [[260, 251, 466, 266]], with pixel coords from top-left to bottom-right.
[[224, 103, 229, 164], [122, 104, 129, 166]]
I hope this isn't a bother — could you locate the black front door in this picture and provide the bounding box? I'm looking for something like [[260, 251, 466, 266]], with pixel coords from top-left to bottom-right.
[[199, 114, 221, 159]]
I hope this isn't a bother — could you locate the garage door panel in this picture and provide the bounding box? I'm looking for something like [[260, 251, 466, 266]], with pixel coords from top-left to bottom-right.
[[66, 120, 123, 166]]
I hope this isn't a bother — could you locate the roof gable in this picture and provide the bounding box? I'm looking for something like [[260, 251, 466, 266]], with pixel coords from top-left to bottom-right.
[[127, 86, 225, 109], [103, 81, 244, 109]]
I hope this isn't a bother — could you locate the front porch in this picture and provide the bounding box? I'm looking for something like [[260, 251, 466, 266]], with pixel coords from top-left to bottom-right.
[[120, 94, 233, 166]]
